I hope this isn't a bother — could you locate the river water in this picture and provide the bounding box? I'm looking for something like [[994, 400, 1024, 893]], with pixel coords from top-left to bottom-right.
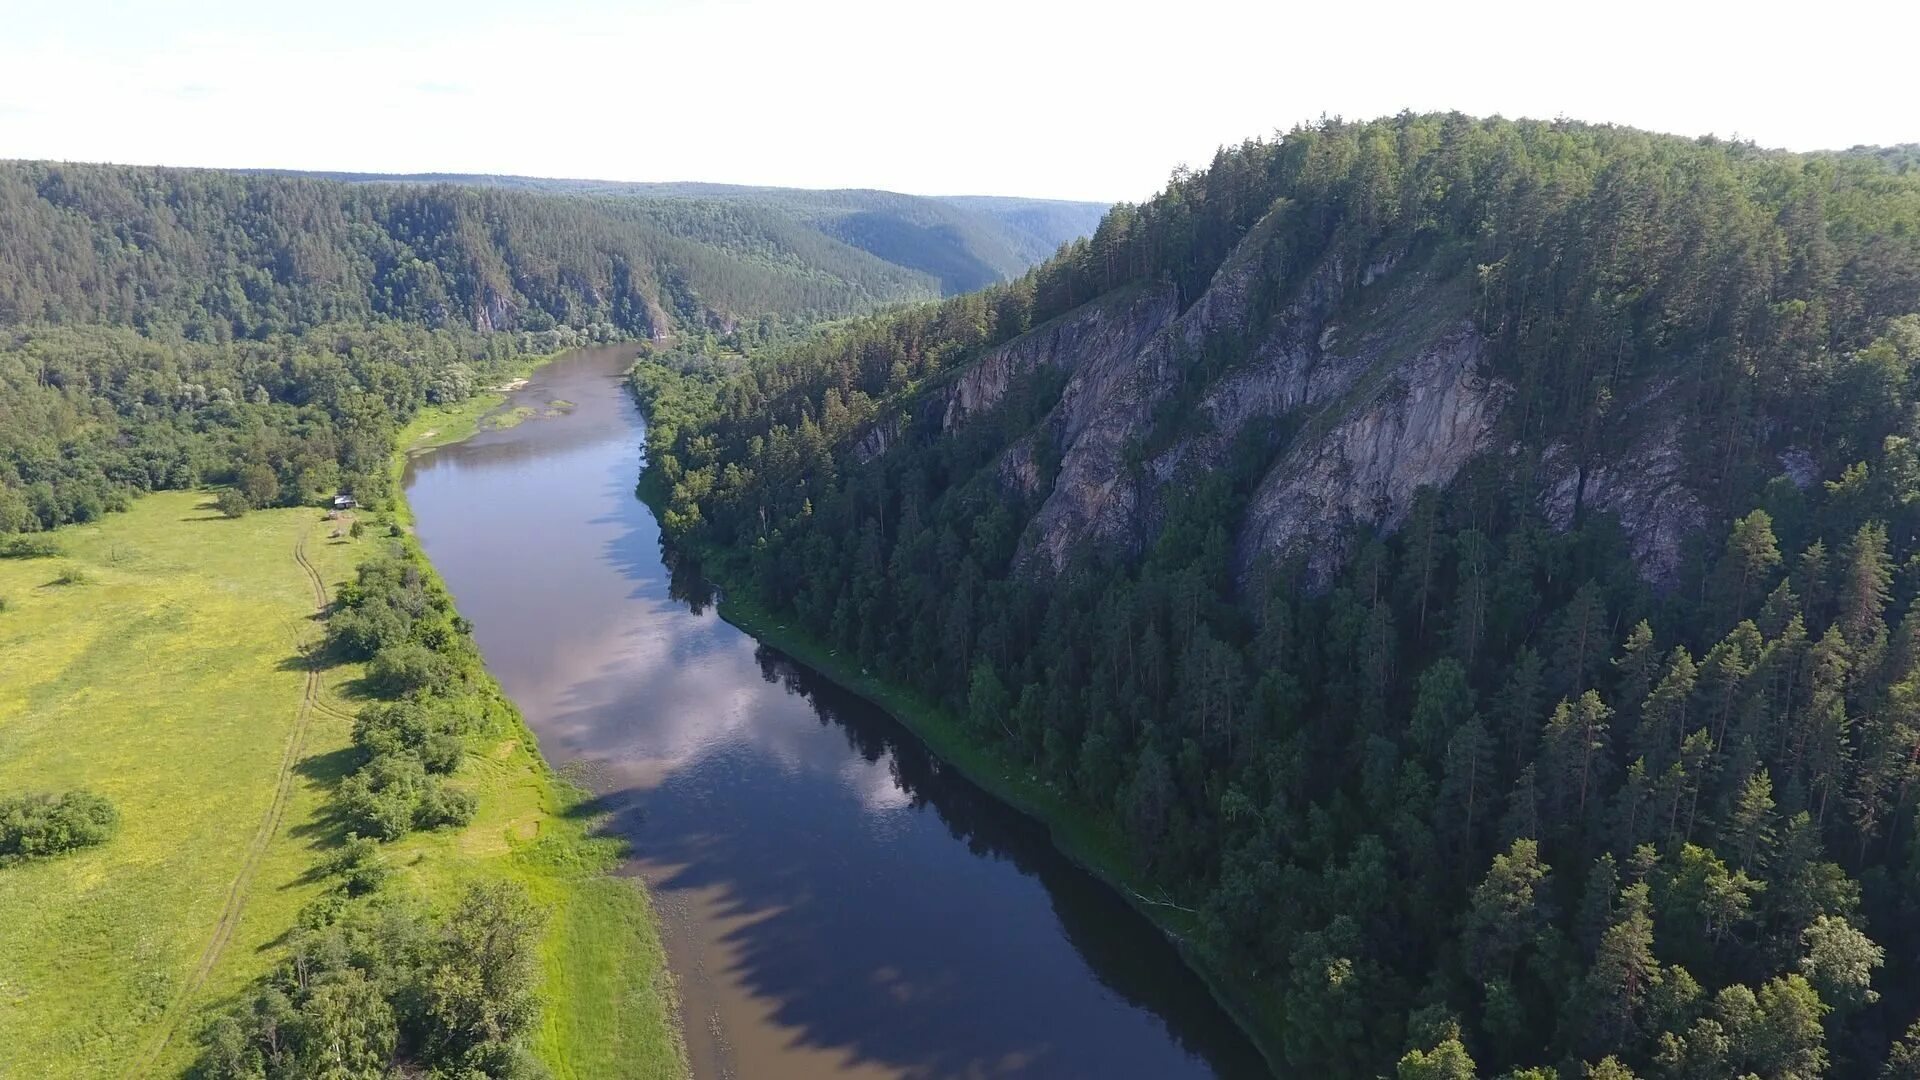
[[402, 345, 1267, 1079]]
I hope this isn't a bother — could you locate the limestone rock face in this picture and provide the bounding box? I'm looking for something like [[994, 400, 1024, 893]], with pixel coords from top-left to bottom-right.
[[874, 207, 1708, 589], [1236, 322, 1502, 586], [1538, 417, 1705, 588]]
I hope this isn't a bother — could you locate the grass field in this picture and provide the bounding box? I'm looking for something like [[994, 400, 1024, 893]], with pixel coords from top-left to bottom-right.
[[0, 480, 683, 1075]]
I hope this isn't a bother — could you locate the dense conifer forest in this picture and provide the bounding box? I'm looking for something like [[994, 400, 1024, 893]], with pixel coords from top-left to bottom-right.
[[638, 114, 1920, 1077]]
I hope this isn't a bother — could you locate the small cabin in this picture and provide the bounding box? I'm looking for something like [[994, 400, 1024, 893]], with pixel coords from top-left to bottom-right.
[[333, 494, 357, 510]]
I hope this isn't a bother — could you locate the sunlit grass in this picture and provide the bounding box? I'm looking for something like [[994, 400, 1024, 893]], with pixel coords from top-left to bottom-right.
[[0, 481, 683, 1077]]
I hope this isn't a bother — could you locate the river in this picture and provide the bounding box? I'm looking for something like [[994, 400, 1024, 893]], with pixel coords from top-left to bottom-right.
[[402, 345, 1268, 1079]]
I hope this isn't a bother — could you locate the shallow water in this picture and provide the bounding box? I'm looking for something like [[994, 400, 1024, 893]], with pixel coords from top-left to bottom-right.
[[403, 345, 1267, 1079]]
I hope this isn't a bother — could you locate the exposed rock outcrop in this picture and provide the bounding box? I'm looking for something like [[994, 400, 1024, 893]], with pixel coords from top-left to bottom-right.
[[894, 207, 1707, 590], [1538, 416, 1705, 588], [1236, 322, 1502, 585], [941, 285, 1178, 433]]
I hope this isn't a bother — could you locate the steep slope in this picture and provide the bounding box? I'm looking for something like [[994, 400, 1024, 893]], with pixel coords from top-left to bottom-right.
[[643, 114, 1920, 1077], [0, 161, 939, 338]]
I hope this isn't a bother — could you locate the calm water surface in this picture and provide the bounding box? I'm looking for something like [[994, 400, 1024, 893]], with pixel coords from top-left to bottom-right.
[[403, 346, 1268, 1079]]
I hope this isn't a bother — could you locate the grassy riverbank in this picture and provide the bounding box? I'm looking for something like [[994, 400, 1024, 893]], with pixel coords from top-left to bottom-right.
[[0, 357, 683, 1077], [386, 365, 686, 1078]]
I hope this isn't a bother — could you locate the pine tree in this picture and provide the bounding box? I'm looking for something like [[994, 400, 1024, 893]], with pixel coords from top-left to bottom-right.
[[1840, 520, 1894, 652], [1494, 648, 1548, 773], [1581, 881, 1662, 1056], [1464, 838, 1549, 980], [1612, 620, 1659, 731], [1725, 769, 1778, 872], [1720, 508, 1784, 622], [1635, 647, 1697, 769], [1541, 691, 1614, 828], [1438, 716, 1497, 862], [1551, 582, 1610, 699]]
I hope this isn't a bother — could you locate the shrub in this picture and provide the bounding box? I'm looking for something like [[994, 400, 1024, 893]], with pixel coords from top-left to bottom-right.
[[215, 487, 251, 518], [366, 641, 455, 698], [327, 600, 409, 660], [50, 566, 89, 586], [0, 536, 60, 559], [416, 784, 477, 830], [337, 753, 431, 841], [0, 790, 119, 863], [420, 733, 465, 775], [199, 882, 546, 1078], [320, 834, 391, 896]]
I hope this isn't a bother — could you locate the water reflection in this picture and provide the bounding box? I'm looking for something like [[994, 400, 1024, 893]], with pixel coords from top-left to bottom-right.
[[404, 346, 1267, 1079]]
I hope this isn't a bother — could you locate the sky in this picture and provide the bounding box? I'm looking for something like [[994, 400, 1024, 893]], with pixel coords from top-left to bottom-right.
[[3, 0, 1916, 204]]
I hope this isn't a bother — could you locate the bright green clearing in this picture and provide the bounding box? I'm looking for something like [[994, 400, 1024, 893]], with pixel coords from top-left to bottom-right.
[[0, 485, 683, 1077]]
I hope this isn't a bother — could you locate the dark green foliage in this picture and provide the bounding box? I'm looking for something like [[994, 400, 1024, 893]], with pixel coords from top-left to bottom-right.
[[283, 173, 1105, 295], [645, 115, 1920, 1076], [320, 834, 392, 897], [214, 488, 250, 518], [326, 551, 485, 841], [198, 881, 544, 1078], [0, 322, 540, 533], [0, 790, 119, 863], [365, 642, 455, 699]]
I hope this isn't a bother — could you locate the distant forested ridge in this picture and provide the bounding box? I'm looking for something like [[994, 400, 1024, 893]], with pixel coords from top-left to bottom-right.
[[253, 170, 1109, 295], [0, 161, 1100, 533], [640, 114, 1920, 1077], [0, 161, 947, 339]]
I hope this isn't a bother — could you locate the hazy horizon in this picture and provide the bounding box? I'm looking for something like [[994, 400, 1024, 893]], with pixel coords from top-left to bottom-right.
[[5, 0, 1916, 203]]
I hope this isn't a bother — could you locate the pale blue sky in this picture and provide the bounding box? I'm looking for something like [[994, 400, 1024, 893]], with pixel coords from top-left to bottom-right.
[[4, 0, 1915, 203]]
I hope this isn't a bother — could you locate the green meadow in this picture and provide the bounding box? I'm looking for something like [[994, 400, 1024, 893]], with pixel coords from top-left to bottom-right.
[[0, 487, 682, 1077]]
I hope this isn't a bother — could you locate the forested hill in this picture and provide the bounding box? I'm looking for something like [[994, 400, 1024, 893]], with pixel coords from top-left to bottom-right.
[[640, 115, 1920, 1076], [0, 161, 952, 339], [254, 170, 1109, 295]]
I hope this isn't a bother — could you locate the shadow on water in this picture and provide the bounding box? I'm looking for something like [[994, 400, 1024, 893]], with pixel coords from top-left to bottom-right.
[[405, 346, 1271, 1079], [563, 635, 1267, 1079]]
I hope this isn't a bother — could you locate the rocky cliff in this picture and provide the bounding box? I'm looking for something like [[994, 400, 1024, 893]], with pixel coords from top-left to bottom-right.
[[858, 210, 1710, 590]]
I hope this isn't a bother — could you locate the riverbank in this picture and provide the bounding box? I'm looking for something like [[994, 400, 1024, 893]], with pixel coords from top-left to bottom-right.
[[390, 355, 687, 1078], [0, 346, 683, 1076], [633, 482, 1290, 1077]]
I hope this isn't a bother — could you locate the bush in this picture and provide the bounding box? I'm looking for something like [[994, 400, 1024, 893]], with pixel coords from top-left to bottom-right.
[[352, 702, 466, 774], [50, 566, 89, 586], [200, 881, 547, 1079], [320, 834, 391, 896], [215, 487, 251, 518], [366, 641, 455, 698], [416, 784, 477, 830], [327, 600, 409, 660], [0, 536, 60, 559], [0, 790, 119, 863], [338, 753, 431, 841]]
